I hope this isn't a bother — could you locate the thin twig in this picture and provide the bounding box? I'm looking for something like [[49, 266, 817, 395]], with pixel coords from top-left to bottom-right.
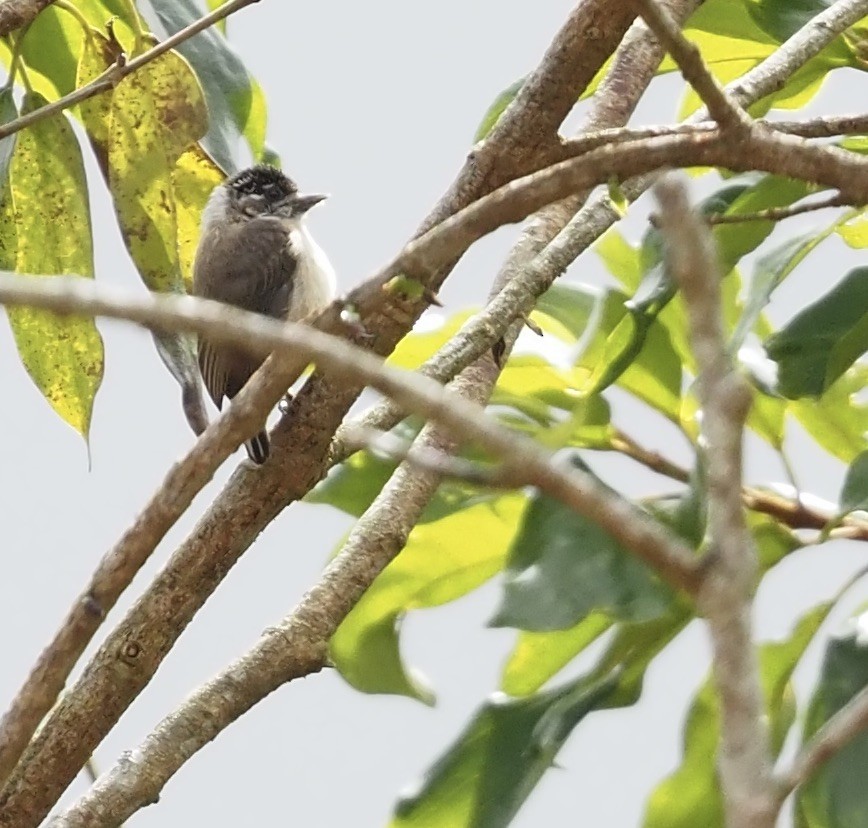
[[633, 0, 751, 132], [0, 0, 259, 143], [611, 431, 868, 539], [776, 685, 868, 803], [705, 193, 846, 224], [655, 176, 777, 827]]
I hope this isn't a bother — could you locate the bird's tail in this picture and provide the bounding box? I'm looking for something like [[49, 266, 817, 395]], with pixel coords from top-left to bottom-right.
[[245, 430, 270, 465]]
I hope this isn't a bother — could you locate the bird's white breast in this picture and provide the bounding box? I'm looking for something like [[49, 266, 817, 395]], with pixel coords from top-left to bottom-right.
[[286, 220, 336, 321]]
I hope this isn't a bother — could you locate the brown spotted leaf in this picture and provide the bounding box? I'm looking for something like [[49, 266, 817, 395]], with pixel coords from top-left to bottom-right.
[[4, 93, 104, 441]]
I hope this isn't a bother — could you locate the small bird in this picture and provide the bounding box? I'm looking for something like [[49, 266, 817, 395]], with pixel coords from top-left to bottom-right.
[[192, 165, 336, 464]]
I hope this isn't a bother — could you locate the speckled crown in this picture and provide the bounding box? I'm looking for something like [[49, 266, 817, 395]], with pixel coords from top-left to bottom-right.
[[226, 165, 297, 200]]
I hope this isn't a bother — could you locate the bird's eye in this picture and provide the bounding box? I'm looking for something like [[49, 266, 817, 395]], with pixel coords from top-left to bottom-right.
[[239, 193, 266, 216]]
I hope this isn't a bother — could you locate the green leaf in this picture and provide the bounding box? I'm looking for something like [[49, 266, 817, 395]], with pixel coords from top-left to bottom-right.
[[4, 93, 103, 440], [492, 462, 674, 631], [534, 282, 612, 341], [331, 493, 527, 700], [75, 28, 120, 174], [790, 367, 868, 463], [731, 231, 823, 351], [752, 46, 848, 115], [796, 617, 868, 827], [500, 615, 613, 696], [838, 212, 868, 248], [473, 78, 524, 142], [148, 0, 269, 170], [765, 267, 868, 398], [644, 598, 837, 828], [537, 280, 683, 423], [747, 0, 835, 42], [308, 439, 403, 517], [14, 6, 82, 97], [840, 451, 868, 514], [389, 311, 475, 370], [710, 175, 816, 275], [399, 603, 689, 827], [392, 671, 621, 828], [570, 294, 682, 422], [685, 0, 777, 47], [594, 228, 643, 290], [492, 356, 591, 424]]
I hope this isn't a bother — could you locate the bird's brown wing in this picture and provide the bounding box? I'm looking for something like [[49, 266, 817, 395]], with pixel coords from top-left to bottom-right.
[[194, 217, 299, 405]]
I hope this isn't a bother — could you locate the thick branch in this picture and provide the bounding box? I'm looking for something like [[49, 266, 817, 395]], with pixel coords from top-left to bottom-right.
[[0, 0, 54, 37]]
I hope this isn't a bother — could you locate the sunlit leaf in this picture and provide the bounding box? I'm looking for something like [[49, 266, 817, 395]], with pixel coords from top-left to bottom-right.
[[10, 6, 82, 98], [4, 93, 103, 440], [790, 368, 868, 462], [174, 143, 225, 288], [838, 211, 868, 248], [500, 615, 613, 697], [389, 311, 475, 370], [331, 493, 527, 700], [75, 28, 121, 173], [106, 47, 214, 430], [149, 0, 270, 171]]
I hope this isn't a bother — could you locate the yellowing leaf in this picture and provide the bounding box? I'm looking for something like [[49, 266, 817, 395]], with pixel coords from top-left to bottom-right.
[[5, 93, 103, 440], [174, 144, 224, 288], [108, 49, 208, 293]]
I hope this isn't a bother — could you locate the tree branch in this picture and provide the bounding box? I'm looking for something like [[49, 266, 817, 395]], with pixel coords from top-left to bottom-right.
[[776, 684, 868, 804], [655, 176, 776, 828], [0, 0, 54, 37], [704, 192, 846, 224], [0, 0, 259, 143], [0, 9, 644, 823], [633, 0, 751, 132], [725, 0, 868, 111]]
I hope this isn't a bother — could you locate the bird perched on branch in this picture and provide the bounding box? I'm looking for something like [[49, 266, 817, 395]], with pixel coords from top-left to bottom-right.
[[193, 165, 336, 464]]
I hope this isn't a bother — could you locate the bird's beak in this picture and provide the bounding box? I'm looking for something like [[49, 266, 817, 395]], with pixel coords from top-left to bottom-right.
[[293, 193, 329, 214]]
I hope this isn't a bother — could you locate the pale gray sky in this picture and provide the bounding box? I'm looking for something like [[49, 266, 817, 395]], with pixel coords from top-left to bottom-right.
[[0, 2, 864, 826]]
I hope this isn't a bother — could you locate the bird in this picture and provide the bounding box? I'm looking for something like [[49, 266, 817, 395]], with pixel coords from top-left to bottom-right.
[[192, 164, 336, 464]]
